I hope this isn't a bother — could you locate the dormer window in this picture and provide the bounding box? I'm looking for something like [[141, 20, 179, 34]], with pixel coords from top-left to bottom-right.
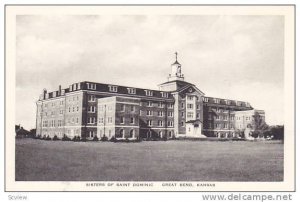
[[69, 85, 73, 91], [161, 92, 168, 98], [87, 83, 96, 90], [61, 89, 65, 95], [53, 91, 57, 98], [77, 83, 81, 90], [213, 98, 220, 104], [203, 97, 209, 102], [127, 88, 136, 94], [225, 100, 230, 105], [109, 85, 118, 92], [73, 83, 77, 91], [145, 90, 153, 96]]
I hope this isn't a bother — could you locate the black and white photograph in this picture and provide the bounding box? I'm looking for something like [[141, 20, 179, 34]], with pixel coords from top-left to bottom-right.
[[5, 5, 295, 192]]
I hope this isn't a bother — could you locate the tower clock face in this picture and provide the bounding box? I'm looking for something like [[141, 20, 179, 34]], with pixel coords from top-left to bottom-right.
[[189, 88, 193, 92]]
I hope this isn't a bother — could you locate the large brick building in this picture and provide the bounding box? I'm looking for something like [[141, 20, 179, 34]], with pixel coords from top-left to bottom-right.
[[36, 53, 265, 140]]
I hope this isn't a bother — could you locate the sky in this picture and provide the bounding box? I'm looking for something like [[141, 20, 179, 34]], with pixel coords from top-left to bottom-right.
[[16, 15, 284, 129]]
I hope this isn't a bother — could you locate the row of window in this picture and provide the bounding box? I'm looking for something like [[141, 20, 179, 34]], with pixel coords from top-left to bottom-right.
[[69, 83, 81, 92], [208, 123, 234, 129], [204, 98, 250, 107], [42, 119, 65, 127], [86, 83, 170, 98]]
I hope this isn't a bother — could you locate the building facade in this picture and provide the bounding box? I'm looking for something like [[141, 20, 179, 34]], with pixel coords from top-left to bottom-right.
[[36, 53, 265, 140]]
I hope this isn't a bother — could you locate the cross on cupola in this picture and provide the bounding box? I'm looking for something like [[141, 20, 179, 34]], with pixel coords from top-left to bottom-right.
[[168, 52, 184, 81]]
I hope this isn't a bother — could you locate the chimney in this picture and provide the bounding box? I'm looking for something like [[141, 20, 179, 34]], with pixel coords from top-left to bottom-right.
[[43, 89, 47, 99], [59, 85, 62, 95]]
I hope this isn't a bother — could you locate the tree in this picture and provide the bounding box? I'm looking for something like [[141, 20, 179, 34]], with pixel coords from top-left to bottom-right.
[[252, 112, 269, 138]]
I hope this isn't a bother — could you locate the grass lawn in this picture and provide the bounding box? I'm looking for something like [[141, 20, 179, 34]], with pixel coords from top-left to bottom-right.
[[15, 138, 283, 181]]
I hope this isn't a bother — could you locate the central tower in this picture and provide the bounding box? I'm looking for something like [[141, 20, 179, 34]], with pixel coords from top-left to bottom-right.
[[168, 52, 184, 82]]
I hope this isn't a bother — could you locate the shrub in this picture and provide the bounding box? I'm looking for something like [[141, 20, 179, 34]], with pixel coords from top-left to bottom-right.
[[100, 136, 108, 142], [92, 136, 99, 141], [110, 136, 117, 142], [42, 135, 47, 140], [62, 134, 71, 141], [45, 135, 51, 141], [72, 136, 80, 142], [81, 136, 87, 142], [52, 135, 59, 141]]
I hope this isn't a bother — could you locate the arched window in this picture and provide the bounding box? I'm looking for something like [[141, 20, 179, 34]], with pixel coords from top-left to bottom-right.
[[168, 131, 172, 138], [130, 129, 135, 138], [120, 129, 124, 138], [147, 130, 152, 138], [159, 131, 163, 138]]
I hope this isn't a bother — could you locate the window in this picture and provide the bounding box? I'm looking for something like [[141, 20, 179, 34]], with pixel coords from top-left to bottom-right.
[[187, 95, 193, 100], [161, 92, 168, 98], [167, 121, 174, 127], [130, 117, 135, 124], [108, 105, 112, 111], [187, 104, 194, 109], [77, 106, 79, 111], [224, 123, 228, 129], [181, 112, 184, 118], [158, 120, 163, 127], [127, 88, 136, 94], [88, 117, 96, 124], [119, 129, 124, 138], [224, 116, 228, 120], [99, 117, 104, 124], [145, 90, 153, 96], [167, 103, 174, 108], [120, 104, 125, 111], [107, 117, 113, 124], [214, 98, 220, 104], [76, 117, 79, 124], [87, 83, 96, 90], [203, 97, 209, 102], [181, 121, 184, 127], [88, 106, 96, 113], [146, 110, 153, 116], [187, 112, 194, 118], [216, 115, 220, 120], [73, 83, 77, 91], [181, 102, 184, 108], [129, 129, 135, 138], [108, 85, 118, 92], [168, 111, 173, 117], [89, 131, 94, 138], [88, 95, 96, 102], [158, 111, 164, 117], [196, 104, 200, 110], [147, 120, 152, 126], [120, 117, 124, 124], [130, 105, 135, 112], [147, 101, 153, 107], [99, 105, 104, 111], [158, 102, 164, 108], [196, 113, 200, 119]]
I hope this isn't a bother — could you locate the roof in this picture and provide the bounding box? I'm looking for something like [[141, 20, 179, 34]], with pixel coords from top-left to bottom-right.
[[159, 80, 193, 86], [186, 119, 202, 124], [172, 60, 181, 65]]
